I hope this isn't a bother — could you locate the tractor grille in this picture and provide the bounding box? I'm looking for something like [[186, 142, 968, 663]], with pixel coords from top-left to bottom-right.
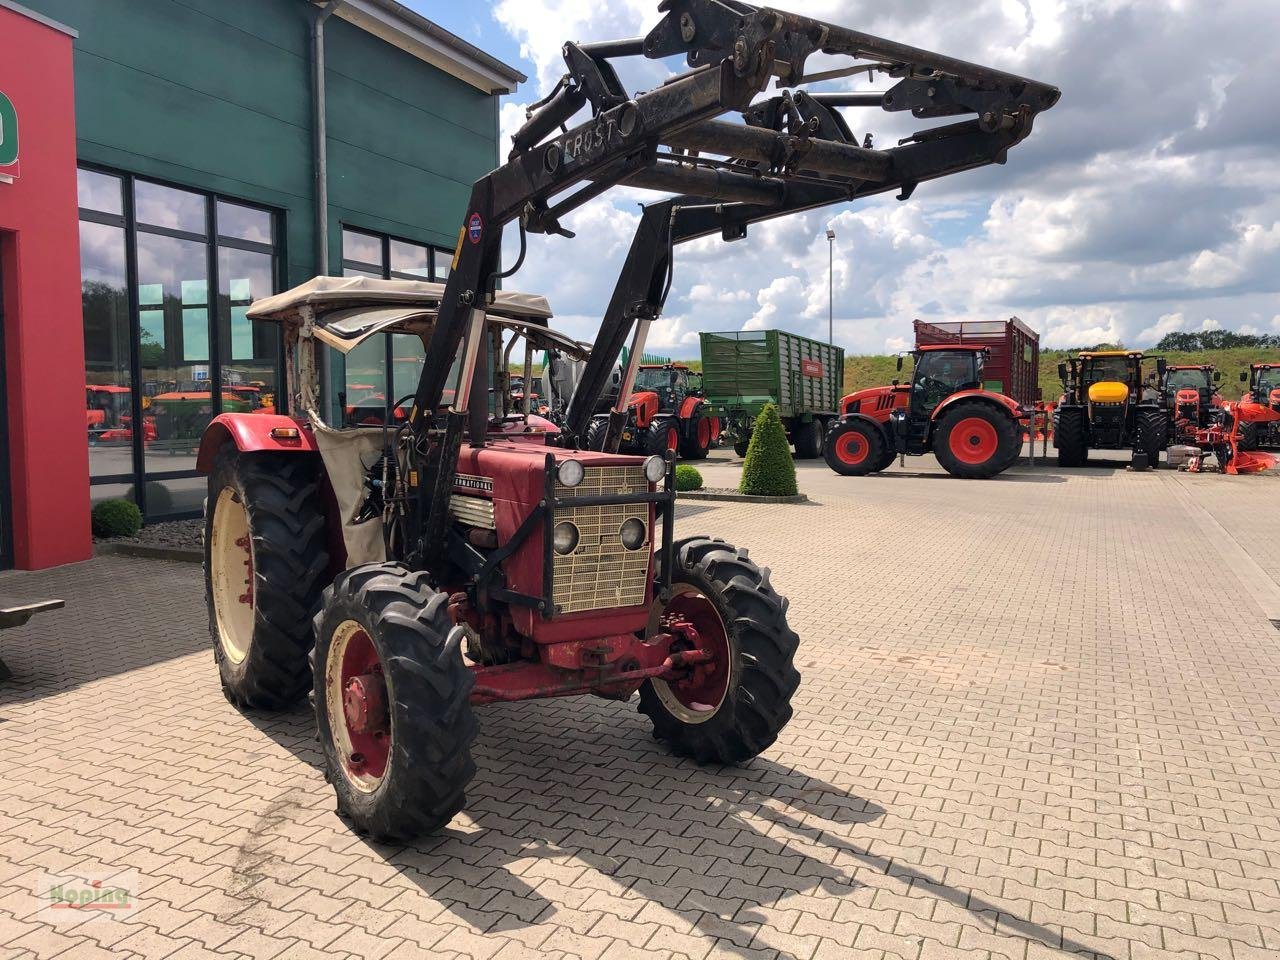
[[553, 465, 650, 613], [449, 494, 495, 529]]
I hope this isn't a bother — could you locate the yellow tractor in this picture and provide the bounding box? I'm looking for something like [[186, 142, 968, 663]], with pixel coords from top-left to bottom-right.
[[1053, 351, 1168, 468]]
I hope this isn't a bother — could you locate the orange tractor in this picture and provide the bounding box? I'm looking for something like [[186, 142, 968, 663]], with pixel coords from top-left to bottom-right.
[[589, 362, 719, 460], [1239, 363, 1280, 449], [1161, 364, 1223, 445]]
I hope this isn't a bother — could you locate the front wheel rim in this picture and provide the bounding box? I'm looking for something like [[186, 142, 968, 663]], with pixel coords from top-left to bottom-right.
[[325, 620, 391, 793], [651, 584, 732, 724], [949, 417, 1000, 465], [835, 429, 870, 465], [210, 487, 254, 664]]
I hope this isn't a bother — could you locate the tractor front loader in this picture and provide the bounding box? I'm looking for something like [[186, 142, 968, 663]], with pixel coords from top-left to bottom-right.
[[197, 0, 1058, 840], [1053, 351, 1168, 468]]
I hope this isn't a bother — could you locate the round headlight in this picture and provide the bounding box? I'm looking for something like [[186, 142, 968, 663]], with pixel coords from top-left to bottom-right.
[[643, 455, 666, 483], [552, 521, 580, 555], [619, 517, 646, 550], [557, 459, 585, 488]]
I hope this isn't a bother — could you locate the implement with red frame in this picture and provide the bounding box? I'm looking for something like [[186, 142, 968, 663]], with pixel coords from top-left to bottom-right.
[[824, 318, 1038, 479], [197, 0, 1057, 840]]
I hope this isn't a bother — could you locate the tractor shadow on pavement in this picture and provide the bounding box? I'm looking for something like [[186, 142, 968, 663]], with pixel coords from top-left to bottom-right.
[[253, 698, 1115, 960]]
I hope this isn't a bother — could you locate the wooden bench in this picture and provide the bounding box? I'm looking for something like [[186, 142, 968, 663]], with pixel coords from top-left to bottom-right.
[[0, 600, 65, 681]]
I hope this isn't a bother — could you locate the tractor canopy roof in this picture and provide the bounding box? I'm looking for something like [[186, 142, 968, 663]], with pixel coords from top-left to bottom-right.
[[245, 276, 586, 359], [638, 362, 692, 370], [1168, 364, 1215, 371], [1078, 350, 1142, 359]]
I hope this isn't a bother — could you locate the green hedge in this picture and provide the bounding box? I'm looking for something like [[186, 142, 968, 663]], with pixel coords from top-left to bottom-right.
[[92, 499, 142, 538], [674, 464, 703, 491], [739, 402, 797, 496]]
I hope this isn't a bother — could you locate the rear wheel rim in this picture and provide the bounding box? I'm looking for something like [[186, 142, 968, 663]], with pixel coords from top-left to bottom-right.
[[835, 430, 870, 465], [651, 584, 732, 724], [325, 620, 391, 792], [697, 417, 711, 447], [211, 487, 254, 664], [667, 427, 679, 451], [949, 417, 999, 465]]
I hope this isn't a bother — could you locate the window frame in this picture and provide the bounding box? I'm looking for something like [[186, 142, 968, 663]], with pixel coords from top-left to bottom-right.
[[77, 163, 286, 519]]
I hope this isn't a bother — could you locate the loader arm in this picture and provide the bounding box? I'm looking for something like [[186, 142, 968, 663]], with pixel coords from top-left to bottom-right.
[[407, 0, 1059, 567]]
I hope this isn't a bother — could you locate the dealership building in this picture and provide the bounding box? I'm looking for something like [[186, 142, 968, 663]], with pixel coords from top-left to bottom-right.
[[0, 0, 522, 568]]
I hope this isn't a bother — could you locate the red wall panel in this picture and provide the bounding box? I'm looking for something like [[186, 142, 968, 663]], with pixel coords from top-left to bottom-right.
[[0, 7, 90, 568]]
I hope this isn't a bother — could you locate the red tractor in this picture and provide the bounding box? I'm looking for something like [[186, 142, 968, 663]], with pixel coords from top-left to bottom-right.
[[1239, 363, 1280, 449], [591, 362, 719, 459], [1161, 363, 1223, 445], [824, 346, 1027, 479], [196, 0, 1055, 840]]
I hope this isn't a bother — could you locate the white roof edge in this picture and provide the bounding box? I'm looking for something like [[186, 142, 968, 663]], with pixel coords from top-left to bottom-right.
[[0, 0, 78, 37], [319, 0, 525, 95]]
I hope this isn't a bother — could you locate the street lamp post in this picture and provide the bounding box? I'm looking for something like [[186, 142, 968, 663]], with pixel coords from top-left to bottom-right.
[[825, 227, 835, 345]]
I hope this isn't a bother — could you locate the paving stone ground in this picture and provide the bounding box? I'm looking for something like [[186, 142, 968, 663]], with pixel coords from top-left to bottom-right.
[[1, 451, 1278, 960]]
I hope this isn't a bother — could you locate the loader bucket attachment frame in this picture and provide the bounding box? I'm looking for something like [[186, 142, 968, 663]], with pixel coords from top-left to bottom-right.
[[405, 0, 1059, 570]]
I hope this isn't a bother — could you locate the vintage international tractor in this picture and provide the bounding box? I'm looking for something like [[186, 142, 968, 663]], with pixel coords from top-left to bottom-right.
[[1161, 363, 1223, 445], [590, 363, 719, 460], [1053, 351, 1168, 468], [1238, 363, 1280, 449], [823, 346, 1027, 479], [197, 0, 1057, 840]]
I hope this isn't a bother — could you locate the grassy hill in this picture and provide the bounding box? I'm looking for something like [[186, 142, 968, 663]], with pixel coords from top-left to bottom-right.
[[842, 347, 1280, 400]]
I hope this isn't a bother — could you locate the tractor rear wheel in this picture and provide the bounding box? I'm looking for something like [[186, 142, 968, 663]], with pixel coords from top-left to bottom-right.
[[792, 418, 823, 459], [1054, 406, 1088, 467], [933, 403, 1020, 479], [639, 537, 799, 763], [206, 445, 329, 710], [645, 417, 680, 457], [1135, 407, 1168, 467], [1239, 421, 1260, 451], [823, 419, 886, 476], [311, 563, 476, 841], [679, 413, 713, 460]]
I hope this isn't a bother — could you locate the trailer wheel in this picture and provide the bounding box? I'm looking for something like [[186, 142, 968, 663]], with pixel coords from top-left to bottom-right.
[[792, 418, 823, 459], [933, 403, 1020, 479], [639, 537, 799, 763], [645, 417, 680, 457], [206, 444, 329, 710], [312, 563, 476, 841], [1054, 406, 1089, 467], [679, 413, 712, 460], [823, 420, 885, 476], [1135, 407, 1168, 466], [733, 439, 750, 457]]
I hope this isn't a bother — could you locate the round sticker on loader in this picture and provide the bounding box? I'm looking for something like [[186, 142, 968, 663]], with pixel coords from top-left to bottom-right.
[[467, 212, 483, 244]]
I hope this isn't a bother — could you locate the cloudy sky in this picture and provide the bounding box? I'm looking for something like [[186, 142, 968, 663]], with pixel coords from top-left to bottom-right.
[[408, 0, 1280, 357]]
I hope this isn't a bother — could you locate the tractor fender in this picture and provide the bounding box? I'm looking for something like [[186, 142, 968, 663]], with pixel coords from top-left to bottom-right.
[[930, 390, 1023, 423], [678, 395, 704, 421], [196, 413, 319, 473], [837, 411, 891, 445]]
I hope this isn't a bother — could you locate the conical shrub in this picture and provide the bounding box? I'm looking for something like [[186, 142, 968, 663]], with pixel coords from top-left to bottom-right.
[[739, 402, 797, 496]]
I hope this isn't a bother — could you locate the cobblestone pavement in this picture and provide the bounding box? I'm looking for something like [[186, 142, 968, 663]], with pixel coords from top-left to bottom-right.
[[1, 453, 1278, 960]]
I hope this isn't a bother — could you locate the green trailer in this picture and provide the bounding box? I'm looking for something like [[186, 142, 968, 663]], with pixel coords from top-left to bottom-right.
[[699, 330, 845, 458]]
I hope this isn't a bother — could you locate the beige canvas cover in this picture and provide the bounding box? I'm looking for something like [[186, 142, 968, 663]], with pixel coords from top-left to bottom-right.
[[247, 276, 552, 323]]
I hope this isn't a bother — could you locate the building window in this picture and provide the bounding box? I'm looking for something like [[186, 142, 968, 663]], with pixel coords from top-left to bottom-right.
[[338, 226, 449, 424], [78, 167, 282, 520]]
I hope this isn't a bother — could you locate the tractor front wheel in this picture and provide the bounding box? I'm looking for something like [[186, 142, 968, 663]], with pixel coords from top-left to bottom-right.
[[1054, 406, 1089, 467], [823, 419, 886, 476], [584, 416, 609, 451], [206, 445, 329, 710], [311, 563, 477, 841], [732, 438, 751, 457], [933, 403, 1020, 479], [639, 537, 799, 763], [1135, 407, 1168, 467], [645, 417, 680, 457]]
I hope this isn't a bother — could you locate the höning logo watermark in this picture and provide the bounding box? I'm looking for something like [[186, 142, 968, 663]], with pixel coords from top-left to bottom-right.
[[36, 870, 138, 922]]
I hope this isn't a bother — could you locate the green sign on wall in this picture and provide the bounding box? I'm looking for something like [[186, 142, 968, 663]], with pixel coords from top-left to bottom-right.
[[0, 91, 19, 182]]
